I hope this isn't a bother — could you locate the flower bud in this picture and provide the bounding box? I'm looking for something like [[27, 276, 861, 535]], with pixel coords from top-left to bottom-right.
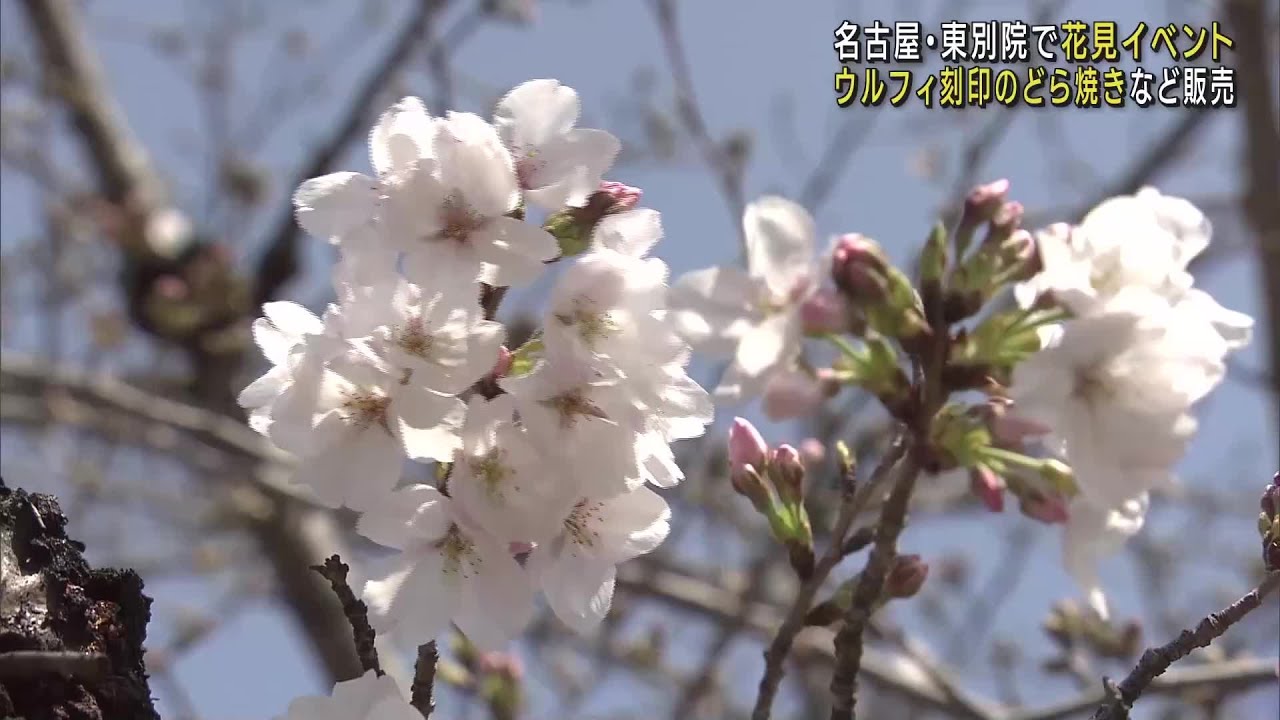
[[955, 179, 1010, 257], [730, 463, 774, 515], [831, 234, 890, 303], [799, 437, 826, 465], [1020, 493, 1070, 524], [543, 182, 642, 257], [1038, 459, 1077, 496], [886, 554, 929, 598], [982, 201, 1024, 248], [969, 465, 1005, 512], [728, 417, 768, 478], [799, 287, 849, 335], [770, 444, 806, 506], [762, 369, 830, 421]]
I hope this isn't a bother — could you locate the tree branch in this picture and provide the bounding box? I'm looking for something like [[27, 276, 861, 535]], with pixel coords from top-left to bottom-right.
[[311, 555, 383, 678], [1092, 571, 1280, 720], [751, 433, 909, 720], [411, 641, 439, 719], [828, 447, 923, 720]]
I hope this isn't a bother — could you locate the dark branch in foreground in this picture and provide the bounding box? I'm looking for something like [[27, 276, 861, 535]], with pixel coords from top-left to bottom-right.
[[411, 641, 440, 719], [310, 555, 383, 678], [0, 651, 109, 681], [1092, 571, 1280, 720]]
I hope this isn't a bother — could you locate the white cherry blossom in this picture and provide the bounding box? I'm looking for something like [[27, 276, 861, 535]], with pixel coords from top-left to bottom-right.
[[385, 111, 558, 288], [526, 485, 670, 633], [448, 395, 576, 544], [360, 485, 534, 651], [1016, 188, 1252, 350], [293, 97, 435, 283], [343, 277, 504, 395], [669, 196, 818, 402], [238, 301, 346, 435], [494, 79, 621, 210], [269, 348, 465, 509], [1010, 288, 1226, 508], [274, 670, 418, 720]]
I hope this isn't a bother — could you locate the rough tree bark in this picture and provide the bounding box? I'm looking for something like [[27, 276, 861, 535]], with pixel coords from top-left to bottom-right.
[[0, 479, 158, 720]]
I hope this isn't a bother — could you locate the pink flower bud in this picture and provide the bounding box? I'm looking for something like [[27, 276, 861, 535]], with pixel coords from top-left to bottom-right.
[[770, 444, 805, 504], [799, 287, 847, 335], [729, 417, 767, 480], [597, 181, 642, 212], [491, 345, 513, 379], [799, 437, 825, 465], [830, 234, 890, 302], [963, 179, 1010, 224], [886, 554, 929, 598], [969, 465, 1005, 512], [762, 370, 827, 421], [478, 651, 524, 680], [1021, 494, 1070, 524]]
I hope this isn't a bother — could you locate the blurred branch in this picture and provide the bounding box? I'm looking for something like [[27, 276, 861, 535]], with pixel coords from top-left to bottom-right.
[[1224, 0, 1280, 415], [1092, 571, 1280, 720], [252, 0, 450, 308], [648, 0, 747, 249]]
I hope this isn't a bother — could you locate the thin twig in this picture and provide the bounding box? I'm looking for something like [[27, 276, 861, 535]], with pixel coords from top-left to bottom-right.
[[647, 0, 746, 250], [751, 433, 910, 720], [1092, 571, 1280, 720], [309, 555, 383, 677], [828, 447, 923, 720], [411, 641, 440, 719]]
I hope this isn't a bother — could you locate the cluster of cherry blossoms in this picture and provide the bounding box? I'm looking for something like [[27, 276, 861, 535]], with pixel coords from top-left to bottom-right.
[[668, 183, 1251, 622], [240, 79, 713, 683], [1009, 187, 1251, 618]]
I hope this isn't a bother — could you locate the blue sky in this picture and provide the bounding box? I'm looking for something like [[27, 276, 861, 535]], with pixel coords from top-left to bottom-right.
[[1, 0, 1275, 717]]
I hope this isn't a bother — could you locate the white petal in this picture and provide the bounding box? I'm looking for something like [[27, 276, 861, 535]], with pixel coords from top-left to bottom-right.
[[293, 417, 403, 509], [355, 484, 450, 549], [522, 129, 620, 209], [535, 554, 616, 634], [1062, 493, 1149, 620], [744, 195, 816, 297], [592, 208, 663, 257], [668, 267, 762, 356], [453, 538, 535, 651], [293, 172, 379, 240], [436, 112, 519, 218], [263, 301, 324, 338], [238, 365, 289, 410], [370, 96, 434, 178], [735, 312, 797, 377], [1176, 288, 1253, 350], [495, 79, 580, 147], [366, 697, 424, 720], [392, 390, 465, 462], [328, 671, 402, 718], [363, 551, 459, 641], [470, 216, 558, 286]]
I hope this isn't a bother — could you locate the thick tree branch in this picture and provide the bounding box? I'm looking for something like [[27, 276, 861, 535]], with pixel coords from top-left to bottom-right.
[[311, 555, 383, 678], [1223, 0, 1280, 416]]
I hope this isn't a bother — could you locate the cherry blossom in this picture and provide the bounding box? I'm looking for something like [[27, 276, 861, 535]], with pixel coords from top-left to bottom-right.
[[526, 485, 671, 633], [669, 196, 818, 402], [494, 79, 621, 210], [360, 484, 534, 651]]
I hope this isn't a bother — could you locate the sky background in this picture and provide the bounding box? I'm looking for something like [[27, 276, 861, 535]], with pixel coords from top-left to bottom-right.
[[1, 0, 1276, 718]]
